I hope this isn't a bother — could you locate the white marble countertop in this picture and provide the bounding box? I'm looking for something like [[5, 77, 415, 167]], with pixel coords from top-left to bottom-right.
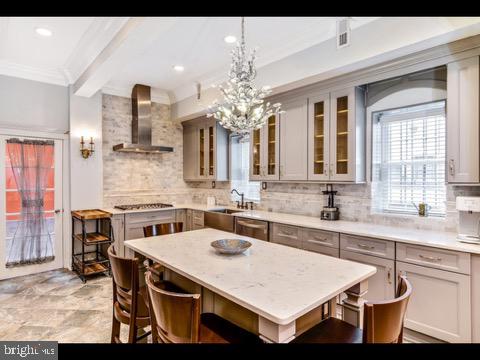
[[103, 203, 480, 255], [125, 228, 376, 325]]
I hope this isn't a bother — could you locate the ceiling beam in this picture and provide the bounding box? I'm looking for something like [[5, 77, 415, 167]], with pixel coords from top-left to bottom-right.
[[73, 17, 178, 98]]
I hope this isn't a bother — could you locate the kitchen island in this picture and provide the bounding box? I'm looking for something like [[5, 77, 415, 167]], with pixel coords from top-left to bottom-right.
[[125, 228, 376, 343]]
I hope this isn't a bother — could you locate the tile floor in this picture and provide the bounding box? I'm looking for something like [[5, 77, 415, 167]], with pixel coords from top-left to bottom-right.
[[0, 269, 124, 343]]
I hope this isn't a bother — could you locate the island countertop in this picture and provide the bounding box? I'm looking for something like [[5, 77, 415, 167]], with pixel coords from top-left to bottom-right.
[[125, 228, 376, 325]]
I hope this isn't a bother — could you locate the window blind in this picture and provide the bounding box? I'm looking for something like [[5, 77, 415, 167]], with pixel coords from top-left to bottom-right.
[[230, 136, 260, 202], [373, 101, 446, 216]]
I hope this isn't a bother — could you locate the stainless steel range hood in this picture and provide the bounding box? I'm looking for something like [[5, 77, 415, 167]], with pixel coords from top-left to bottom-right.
[[113, 84, 174, 154]]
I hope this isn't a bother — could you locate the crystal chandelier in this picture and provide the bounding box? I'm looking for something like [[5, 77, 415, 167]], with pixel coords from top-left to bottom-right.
[[207, 17, 282, 140]]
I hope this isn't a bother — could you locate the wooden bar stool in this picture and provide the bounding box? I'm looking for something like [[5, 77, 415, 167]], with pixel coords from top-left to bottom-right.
[[108, 245, 151, 343], [292, 275, 412, 343], [143, 222, 183, 279], [145, 270, 262, 343]]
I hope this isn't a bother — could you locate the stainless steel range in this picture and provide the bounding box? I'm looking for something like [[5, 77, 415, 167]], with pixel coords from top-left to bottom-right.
[[114, 203, 173, 211]]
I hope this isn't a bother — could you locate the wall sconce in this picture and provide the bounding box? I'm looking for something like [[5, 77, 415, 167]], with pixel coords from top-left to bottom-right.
[[80, 136, 95, 159]]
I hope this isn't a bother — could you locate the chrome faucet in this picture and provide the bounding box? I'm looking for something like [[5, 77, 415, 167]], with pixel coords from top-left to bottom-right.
[[231, 189, 247, 209]]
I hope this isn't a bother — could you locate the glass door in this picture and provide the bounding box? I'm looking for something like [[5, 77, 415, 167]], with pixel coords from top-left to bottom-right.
[[250, 128, 262, 179], [264, 115, 279, 179], [308, 93, 330, 180], [0, 136, 63, 280], [199, 127, 205, 177], [330, 88, 354, 181], [208, 124, 215, 177], [336, 95, 349, 175]]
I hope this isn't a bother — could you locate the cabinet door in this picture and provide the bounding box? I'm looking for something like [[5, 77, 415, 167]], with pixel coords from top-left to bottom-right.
[[280, 98, 308, 180], [397, 261, 471, 343], [205, 119, 216, 179], [341, 250, 394, 301], [198, 125, 207, 179], [112, 215, 125, 257], [330, 88, 355, 181], [263, 114, 280, 180], [447, 56, 480, 183], [308, 93, 330, 180], [183, 124, 197, 180], [250, 127, 262, 180]]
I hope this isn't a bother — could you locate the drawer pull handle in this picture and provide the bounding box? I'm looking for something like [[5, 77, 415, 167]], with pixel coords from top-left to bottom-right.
[[237, 220, 266, 229], [387, 268, 392, 284], [308, 238, 330, 245], [418, 254, 442, 262], [357, 243, 375, 250], [278, 232, 298, 240]]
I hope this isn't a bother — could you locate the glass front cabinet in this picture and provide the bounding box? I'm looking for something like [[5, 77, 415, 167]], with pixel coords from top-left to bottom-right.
[[250, 114, 280, 181], [307, 87, 365, 182], [183, 117, 229, 181]]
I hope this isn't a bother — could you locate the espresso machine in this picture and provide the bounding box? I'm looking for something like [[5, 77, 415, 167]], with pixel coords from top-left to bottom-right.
[[321, 184, 340, 221], [456, 196, 480, 244]]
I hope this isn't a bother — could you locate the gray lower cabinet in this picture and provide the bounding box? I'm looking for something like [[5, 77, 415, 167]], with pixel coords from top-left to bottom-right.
[[270, 223, 302, 248], [192, 210, 204, 230], [111, 214, 125, 257], [301, 228, 339, 257], [340, 249, 395, 301], [185, 209, 193, 231], [396, 261, 471, 343], [175, 209, 187, 229]]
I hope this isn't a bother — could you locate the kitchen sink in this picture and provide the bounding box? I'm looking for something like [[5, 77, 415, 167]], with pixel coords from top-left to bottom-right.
[[204, 208, 244, 232], [208, 208, 244, 214]]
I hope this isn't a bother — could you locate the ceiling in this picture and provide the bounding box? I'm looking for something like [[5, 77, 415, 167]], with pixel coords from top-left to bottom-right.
[[1, 17, 480, 105], [104, 17, 377, 97]]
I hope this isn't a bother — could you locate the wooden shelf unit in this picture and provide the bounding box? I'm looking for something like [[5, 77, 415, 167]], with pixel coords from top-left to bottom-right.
[[71, 209, 113, 283]]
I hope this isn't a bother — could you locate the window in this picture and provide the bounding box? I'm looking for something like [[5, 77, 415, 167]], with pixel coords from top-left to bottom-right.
[[230, 136, 260, 202], [372, 101, 446, 216]]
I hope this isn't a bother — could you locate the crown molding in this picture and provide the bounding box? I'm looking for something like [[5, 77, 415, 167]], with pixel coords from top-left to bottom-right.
[[0, 60, 68, 86], [63, 17, 130, 84], [102, 84, 171, 105]]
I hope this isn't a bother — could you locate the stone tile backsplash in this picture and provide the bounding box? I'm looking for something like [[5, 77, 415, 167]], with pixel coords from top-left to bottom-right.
[[102, 93, 478, 233]]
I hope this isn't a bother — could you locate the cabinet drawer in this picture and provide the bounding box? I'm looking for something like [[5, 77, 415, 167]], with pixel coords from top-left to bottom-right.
[[125, 210, 175, 225], [302, 228, 339, 249], [340, 234, 394, 259], [271, 223, 302, 248], [192, 210, 204, 226], [304, 243, 339, 257], [396, 243, 470, 275]]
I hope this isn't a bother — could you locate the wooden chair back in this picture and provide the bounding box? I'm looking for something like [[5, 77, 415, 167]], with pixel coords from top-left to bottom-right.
[[107, 245, 150, 343], [143, 222, 183, 238], [362, 275, 412, 343], [145, 270, 201, 343]]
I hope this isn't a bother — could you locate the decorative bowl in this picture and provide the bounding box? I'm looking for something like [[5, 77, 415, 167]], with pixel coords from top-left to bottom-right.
[[210, 239, 252, 255]]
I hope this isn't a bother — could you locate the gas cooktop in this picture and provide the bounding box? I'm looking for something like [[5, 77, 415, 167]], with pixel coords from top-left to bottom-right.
[[114, 203, 173, 211]]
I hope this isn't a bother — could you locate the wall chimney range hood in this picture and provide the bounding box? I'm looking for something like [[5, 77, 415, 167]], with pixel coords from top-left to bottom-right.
[[113, 84, 174, 153]]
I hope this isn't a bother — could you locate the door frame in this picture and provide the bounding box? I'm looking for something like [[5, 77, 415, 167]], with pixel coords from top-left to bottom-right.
[[0, 128, 69, 280]]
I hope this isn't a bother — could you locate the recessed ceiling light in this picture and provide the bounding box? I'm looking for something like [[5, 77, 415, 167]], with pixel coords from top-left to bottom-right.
[[224, 35, 237, 44], [173, 65, 184, 72], [35, 27, 53, 37]]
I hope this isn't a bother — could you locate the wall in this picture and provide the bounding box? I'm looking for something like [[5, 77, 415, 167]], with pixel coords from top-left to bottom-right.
[[0, 75, 69, 133], [102, 94, 190, 207], [69, 87, 103, 210]]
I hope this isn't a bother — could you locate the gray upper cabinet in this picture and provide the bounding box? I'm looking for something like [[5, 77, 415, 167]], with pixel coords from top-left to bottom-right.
[[307, 87, 365, 182], [308, 92, 330, 181], [250, 114, 280, 181], [183, 117, 229, 181], [329, 87, 366, 182], [447, 56, 480, 184], [280, 97, 309, 180]]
